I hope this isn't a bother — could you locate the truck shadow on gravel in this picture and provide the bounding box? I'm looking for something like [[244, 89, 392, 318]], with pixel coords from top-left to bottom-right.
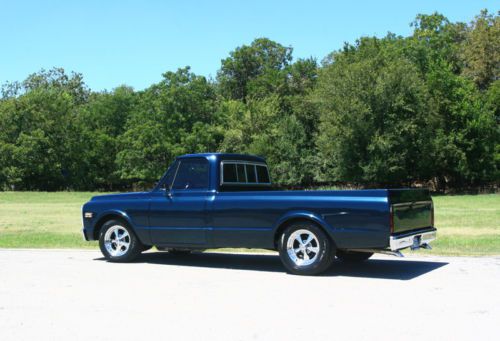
[[99, 252, 448, 280]]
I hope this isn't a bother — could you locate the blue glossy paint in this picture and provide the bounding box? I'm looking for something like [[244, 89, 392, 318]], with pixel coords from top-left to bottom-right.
[[82, 153, 433, 250]]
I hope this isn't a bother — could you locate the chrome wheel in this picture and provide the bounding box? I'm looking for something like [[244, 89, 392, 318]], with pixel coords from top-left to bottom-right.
[[286, 229, 320, 266], [104, 225, 131, 257]]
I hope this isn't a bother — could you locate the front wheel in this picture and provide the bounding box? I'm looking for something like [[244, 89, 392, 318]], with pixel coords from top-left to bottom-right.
[[278, 223, 335, 276], [99, 219, 143, 262]]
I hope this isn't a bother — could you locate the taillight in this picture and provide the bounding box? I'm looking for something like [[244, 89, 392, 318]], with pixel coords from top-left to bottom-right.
[[389, 205, 394, 234]]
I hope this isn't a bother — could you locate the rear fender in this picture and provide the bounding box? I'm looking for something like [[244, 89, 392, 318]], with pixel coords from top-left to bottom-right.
[[273, 211, 336, 245]]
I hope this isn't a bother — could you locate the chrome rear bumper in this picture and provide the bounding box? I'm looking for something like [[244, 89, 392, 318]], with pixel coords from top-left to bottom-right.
[[390, 229, 436, 251]]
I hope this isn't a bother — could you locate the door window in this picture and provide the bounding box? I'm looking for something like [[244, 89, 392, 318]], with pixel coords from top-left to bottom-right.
[[172, 158, 209, 190]]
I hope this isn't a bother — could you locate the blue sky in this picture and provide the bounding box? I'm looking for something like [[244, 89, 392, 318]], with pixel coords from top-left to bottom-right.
[[0, 0, 497, 91]]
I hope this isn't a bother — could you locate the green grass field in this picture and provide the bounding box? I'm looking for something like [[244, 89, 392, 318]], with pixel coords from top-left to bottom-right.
[[0, 192, 498, 256]]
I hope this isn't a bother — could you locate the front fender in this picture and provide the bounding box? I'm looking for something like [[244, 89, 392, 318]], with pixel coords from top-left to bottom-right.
[[87, 209, 150, 245], [94, 209, 134, 228]]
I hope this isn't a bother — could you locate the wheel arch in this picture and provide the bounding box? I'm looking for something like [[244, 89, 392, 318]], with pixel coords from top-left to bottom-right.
[[273, 212, 336, 249], [93, 211, 134, 240]]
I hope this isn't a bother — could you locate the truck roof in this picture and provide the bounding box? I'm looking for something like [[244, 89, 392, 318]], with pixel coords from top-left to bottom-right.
[[177, 153, 266, 163]]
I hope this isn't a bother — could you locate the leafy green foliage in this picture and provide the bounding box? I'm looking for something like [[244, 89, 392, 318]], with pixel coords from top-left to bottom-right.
[[116, 67, 223, 183], [217, 38, 292, 100], [0, 69, 89, 190], [0, 10, 498, 191], [315, 41, 433, 185], [461, 10, 500, 89]]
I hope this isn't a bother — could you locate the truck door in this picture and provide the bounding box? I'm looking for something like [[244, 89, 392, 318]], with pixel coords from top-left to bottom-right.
[[149, 158, 210, 246]]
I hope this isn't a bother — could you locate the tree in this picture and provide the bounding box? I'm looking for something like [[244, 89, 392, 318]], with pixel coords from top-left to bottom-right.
[[485, 80, 500, 181], [314, 37, 434, 186], [74, 86, 137, 190], [116, 67, 222, 184], [217, 95, 311, 186], [461, 10, 500, 89], [217, 38, 292, 100], [0, 10, 497, 191], [407, 13, 467, 75], [0, 68, 90, 190], [427, 64, 498, 188]]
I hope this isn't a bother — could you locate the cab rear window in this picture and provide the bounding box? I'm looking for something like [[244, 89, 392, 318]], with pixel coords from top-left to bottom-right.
[[222, 163, 237, 182], [221, 161, 271, 185], [256, 165, 270, 183]]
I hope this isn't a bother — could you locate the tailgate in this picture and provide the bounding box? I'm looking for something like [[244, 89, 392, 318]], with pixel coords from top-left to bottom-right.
[[389, 189, 434, 234]]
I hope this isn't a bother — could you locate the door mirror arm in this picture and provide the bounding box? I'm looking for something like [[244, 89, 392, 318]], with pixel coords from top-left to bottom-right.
[[160, 182, 173, 198], [165, 184, 173, 198]]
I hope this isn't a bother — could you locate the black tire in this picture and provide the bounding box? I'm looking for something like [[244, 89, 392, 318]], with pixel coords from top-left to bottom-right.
[[278, 222, 335, 276], [99, 219, 143, 262], [336, 250, 373, 262]]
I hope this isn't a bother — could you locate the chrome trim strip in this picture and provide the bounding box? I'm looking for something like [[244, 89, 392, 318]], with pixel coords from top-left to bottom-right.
[[238, 163, 247, 182], [392, 201, 432, 207], [390, 230, 436, 251], [170, 160, 182, 190]]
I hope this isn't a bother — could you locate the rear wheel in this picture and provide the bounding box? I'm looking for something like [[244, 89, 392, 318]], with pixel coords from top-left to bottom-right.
[[336, 250, 373, 262], [99, 219, 143, 262], [278, 222, 335, 276]]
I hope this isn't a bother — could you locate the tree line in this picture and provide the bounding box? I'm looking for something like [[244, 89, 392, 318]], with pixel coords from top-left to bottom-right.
[[0, 11, 498, 191]]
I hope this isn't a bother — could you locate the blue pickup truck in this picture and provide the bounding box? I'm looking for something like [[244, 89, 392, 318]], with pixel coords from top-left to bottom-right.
[[82, 153, 436, 275]]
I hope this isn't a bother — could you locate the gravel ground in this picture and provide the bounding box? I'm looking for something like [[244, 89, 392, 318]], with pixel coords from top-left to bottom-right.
[[0, 249, 499, 341]]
